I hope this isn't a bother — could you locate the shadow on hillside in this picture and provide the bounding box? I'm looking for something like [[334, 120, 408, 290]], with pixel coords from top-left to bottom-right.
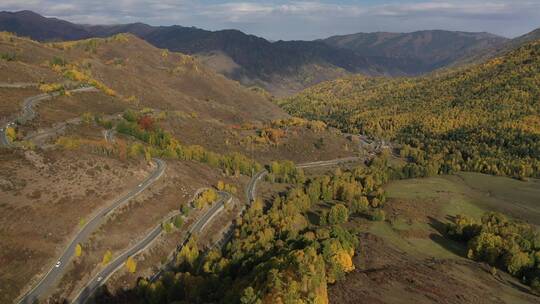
[[427, 216, 467, 257]]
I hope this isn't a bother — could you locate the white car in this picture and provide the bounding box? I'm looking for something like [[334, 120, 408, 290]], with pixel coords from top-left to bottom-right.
[[138, 183, 143, 187], [55, 261, 61, 268], [97, 276, 103, 282]]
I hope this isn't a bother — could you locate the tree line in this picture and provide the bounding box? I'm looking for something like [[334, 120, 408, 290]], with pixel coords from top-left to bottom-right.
[[447, 212, 540, 292]]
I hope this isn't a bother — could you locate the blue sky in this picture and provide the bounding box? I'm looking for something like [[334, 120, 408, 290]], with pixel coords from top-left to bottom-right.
[[1, 1, 539, 40]]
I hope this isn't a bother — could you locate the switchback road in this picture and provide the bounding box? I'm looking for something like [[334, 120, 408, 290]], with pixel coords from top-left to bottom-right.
[[246, 156, 363, 203], [1, 86, 98, 147], [17, 158, 165, 304], [73, 191, 231, 303]]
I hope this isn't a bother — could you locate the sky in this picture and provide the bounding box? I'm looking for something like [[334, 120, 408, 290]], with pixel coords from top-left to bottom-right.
[[1, 0, 539, 40]]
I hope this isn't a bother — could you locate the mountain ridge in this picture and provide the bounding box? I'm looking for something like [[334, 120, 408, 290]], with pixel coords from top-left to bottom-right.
[[0, 10, 537, 96]]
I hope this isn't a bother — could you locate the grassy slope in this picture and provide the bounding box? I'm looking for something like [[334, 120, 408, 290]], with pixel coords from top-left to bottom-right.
[[325, 171, 540, 304], [335, 173, 540, 303]]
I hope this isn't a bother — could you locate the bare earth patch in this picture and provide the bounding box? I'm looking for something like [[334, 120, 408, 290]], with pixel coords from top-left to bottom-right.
[[0, 148, 150, 303]]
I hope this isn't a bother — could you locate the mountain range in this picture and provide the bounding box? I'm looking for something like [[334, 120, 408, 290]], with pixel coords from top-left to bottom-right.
[[0, 10, 538, 95]]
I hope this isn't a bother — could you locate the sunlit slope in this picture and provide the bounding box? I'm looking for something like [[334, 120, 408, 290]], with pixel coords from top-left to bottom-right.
[[281, 40, 540, 179]]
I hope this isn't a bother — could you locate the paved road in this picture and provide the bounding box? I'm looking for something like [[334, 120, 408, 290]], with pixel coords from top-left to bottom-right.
[[25, 113, 119, 144], [73, 191, 231, 303], [296, 156, 361, 169], [17, 158, 166, 304], [200, 156, 366, 253], [1, 86, 98, 147], [246, 156, 363, 203], [70, 156, 361, 303], [245, 169, 269, 203], [0, 82, 38, 89]]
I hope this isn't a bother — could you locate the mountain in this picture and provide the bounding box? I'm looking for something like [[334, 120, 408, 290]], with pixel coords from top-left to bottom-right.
[[281, 39, 540, 180], [0, 31, 362, 303], [446, 27, 540, 66], [321, 30, 509, 72], [0, 30, 285, 125], [0, 11, 515, 96], [0, 10, 90, 41], [510, 28, 540, 47]]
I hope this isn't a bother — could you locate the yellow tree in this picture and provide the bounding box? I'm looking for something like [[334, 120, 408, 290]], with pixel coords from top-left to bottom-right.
[[217, 180, 225, 191], [75, 244, 83, 257], [125, 256, 137, 273], [102, 250, 113, 265], [5, 127, 16, 142]]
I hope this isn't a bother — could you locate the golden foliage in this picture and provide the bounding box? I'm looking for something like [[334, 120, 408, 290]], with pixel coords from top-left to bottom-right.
[[332, 250, 354, 273], [39, 83, 64, 93], [281, 40, 540, 179], [102, 250, 113, 265], [125, 256, 137, 273], [75, 244, 83, 257], [5, 127, 16, 142], [216, 180, 225, 191], [193, 189, 218, 209]]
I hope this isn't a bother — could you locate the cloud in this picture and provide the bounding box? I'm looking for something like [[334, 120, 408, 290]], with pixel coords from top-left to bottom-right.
[[0, 0, 539, 39]]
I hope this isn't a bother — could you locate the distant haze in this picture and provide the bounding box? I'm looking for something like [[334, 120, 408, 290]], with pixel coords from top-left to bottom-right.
[[0, 0, 539, 40]]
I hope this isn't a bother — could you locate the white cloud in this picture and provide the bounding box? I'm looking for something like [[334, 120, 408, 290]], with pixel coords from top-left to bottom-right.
[[0, 0, 539, 39]]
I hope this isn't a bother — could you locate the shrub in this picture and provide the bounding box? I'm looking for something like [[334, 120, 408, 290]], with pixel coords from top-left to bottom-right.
[[173, 215, 184, 228], [370, 209, 386, 221], [181, 205, 190, 216], [39, 83, 64, 93], [51, 56, 67, 66], [0, 52, 16, 61]]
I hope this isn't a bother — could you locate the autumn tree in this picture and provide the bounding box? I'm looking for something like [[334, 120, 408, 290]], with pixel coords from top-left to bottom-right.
[[125, 256, 137, 273], [5, 127, 16, 142], [217, 180, 225, 191], [138, 115, 154, 131], [102, 250, 113, 265], [177, 237, 199, 270], [327, 204, 349, 225], [75, 244, 83, 257]]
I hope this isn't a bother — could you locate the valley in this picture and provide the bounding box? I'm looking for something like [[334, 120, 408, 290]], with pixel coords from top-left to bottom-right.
[[0, 7, 539, 304]]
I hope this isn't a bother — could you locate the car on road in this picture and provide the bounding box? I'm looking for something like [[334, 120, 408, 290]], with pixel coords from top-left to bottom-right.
[[138, 183, 143, 187], [55, 261, 61, 268], [97, 276, 103, 282]]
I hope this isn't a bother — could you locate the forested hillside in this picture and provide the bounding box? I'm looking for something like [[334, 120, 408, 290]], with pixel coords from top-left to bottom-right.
[[281, 40, 540, 179]]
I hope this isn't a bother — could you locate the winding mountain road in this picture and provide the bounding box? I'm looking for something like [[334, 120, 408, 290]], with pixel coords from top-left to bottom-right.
[[17, 158, 166, 304], [72, 190, 231, 303], [0, 82, 38, 89], [1, 86, 98, 147], [246, 156, 362, 203]]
